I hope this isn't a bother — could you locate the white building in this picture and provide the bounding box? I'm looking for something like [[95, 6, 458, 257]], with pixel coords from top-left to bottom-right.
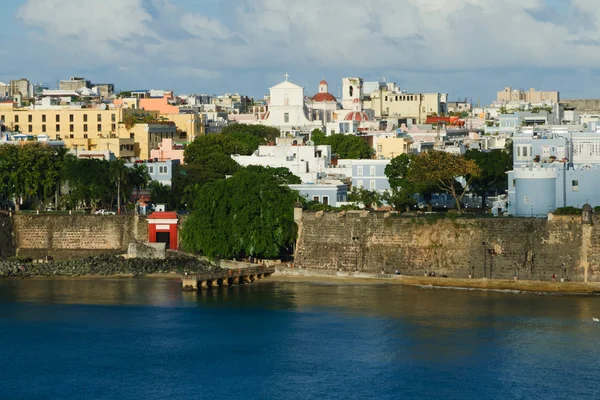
[[231, 143, 332, 183], [261, 76, 322, 131]]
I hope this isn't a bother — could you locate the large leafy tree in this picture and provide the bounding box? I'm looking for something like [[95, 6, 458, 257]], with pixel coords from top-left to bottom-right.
[[109, 159, 129, 215], [0, 143, 66, 210], [464, 149, 512, 207], [220, 124, 280, 143], [408, 151, 480, 213], [181, 166, 298, 259], [62, 157, 112, 211], [385, 154, 436, 211], [321, 134, 373, 159], [184, 134, 251, 164], [348, 187, 382, 209]]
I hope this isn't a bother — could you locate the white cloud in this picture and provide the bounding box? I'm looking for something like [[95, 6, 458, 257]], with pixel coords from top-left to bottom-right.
[[12, 0, 600, 94]]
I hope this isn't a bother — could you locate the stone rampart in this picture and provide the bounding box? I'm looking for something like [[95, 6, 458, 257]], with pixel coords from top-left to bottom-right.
[[294, 211, 598, 282], [12, 215, 148, 259]]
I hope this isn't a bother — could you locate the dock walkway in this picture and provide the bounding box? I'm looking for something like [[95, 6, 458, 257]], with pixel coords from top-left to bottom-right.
[[182, 265, 275, 290]]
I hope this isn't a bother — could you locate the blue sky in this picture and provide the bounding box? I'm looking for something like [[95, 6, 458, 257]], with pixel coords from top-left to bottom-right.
[[2, 0, 600, 103]]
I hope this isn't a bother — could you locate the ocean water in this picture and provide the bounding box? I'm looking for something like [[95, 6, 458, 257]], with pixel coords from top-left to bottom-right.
[[0, 278, 599, 400]]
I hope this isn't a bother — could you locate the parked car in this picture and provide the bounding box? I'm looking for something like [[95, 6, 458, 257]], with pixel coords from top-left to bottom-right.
[[94, 209, 116, 215]]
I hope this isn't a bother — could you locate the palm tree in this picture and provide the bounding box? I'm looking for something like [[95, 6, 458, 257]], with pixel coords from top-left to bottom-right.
[[149, 181, 172, 208], [109, 159, 128, 215], [128, 163, 150, 202]]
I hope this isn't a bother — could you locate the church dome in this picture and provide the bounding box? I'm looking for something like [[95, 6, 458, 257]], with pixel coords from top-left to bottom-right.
[[320, 80, 328, 85], [311, 92, 337, 102], [345, 111, 369, 122]]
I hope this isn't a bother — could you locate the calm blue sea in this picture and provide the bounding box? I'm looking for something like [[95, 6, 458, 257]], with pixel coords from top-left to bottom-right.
[[0, 278, 599, 400]]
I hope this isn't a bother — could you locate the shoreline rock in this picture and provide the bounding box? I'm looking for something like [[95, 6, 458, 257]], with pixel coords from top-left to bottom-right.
[[0, 254, 221, 278]]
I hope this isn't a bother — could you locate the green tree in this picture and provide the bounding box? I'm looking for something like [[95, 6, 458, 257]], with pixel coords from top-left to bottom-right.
[[322, 134, 373, 159], [184, 134, 251, 163], [128, 163, 150, 201], [220, 124, 280, 143], [464, 149, 512, 207], [348, 187, 382, 209], [385, 154, 436, 211], [109, 159, 128, 214], [311, 129, 326, 145], [408, 151, 480, 213], [181, 166, 298, 259], [149, 181, 172, 207]]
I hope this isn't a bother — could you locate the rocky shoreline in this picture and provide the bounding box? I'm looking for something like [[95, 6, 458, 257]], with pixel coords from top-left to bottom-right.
[[0, 254, 221, 277]]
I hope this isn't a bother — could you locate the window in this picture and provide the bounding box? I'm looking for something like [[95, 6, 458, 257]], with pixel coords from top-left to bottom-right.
[[111, 114, 116, 122], [14, 115, 19, 123], [313, 196, 319, 202], [159, 166, 168, 174], [42, 115, 46, 123], [572, 180, 579, 192], [70, 124, 74, 132], [83, 124, 88, 132], [512, 179, 516, 188], [69, 134, 74, 139], [56, 124, 60, 132], [97, 124, 102, 132], [357, 180, 364, 189], [14, 125, 19, 131], [357, 166, 364, 176], [148, 166, 154, 174], [0, 115, 4, 121], [69, 114, 74, 122], [370, 180, 376, 190], [524, 196, 530, 204], [28, 115, 32, 123], [377, 144, 382, 152], [349, 86, 353, 97], [56, 115, 60, 122], [370, 166, 376, 176], [97, 114, 102, 122], [42, 125, 46, 133], [322, 196, 329, 206], [28, 125, 32, 132], [284, 113, 289, 123], [83, 114, 88, 122], [83, 134, 88, 139], [111, 124, 116, 131]]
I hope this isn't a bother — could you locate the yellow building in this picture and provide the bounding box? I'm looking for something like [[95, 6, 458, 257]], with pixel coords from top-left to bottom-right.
[[375, 137, 413, 159], [0, 103, 176, 159], [364, 92, 443, 123], [161, 113, 204, 141]]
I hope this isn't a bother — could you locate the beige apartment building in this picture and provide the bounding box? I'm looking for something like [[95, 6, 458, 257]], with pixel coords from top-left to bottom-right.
[[0, 103, 178, 159], [375, 137, 413, 159], [497, 87, 559, 104], [364, 92, 444, 123]]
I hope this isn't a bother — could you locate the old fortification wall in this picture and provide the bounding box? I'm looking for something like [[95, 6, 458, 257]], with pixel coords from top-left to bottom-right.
[[294, 211, 598, 282], [13, 215, 148, 259], [0, 213, 15, 260]]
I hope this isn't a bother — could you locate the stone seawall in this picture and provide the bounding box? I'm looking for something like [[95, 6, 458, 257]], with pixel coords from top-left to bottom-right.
[[294, 211, 598, 282], [0, 213, 15, 260], [12, 215, 148, 259]]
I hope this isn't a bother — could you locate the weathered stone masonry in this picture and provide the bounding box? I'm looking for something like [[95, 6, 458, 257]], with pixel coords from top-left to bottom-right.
[[11, 215, 148, 259], [294, 210, 599, 282]]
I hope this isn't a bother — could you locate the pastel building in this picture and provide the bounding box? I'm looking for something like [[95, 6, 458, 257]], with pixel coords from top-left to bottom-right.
[[231, 144, 332, 183], [289, 181, 348, 207], [331, 159, 391, 192], [507, 126, 600, 216], [150, 139, 185, 164]]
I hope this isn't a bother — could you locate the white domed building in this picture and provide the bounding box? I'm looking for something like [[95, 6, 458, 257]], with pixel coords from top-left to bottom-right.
[[307, 80, 338, 124]]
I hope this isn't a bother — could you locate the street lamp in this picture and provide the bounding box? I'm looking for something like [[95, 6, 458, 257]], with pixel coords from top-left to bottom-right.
[[514, 263, 518, 281], [482, 241, 487, 278], [561, 263, 566, 283]]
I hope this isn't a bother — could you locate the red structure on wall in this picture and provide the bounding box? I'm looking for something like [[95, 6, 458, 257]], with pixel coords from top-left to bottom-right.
[[148, 212, 178, 250]]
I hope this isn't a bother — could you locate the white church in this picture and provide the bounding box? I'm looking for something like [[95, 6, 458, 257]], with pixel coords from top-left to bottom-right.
[[236, 74, 375, 134]]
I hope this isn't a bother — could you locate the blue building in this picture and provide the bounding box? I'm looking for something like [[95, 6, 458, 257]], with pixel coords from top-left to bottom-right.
[[507, 126, 600, 216], [289, 181, 348, 207], [125, 159, 180, 186], [335, 159, 391, 192]]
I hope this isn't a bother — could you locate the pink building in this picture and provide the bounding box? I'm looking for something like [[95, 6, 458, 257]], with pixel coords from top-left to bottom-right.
[[150, 139, 185, 164], [114, 93, 179, 114]]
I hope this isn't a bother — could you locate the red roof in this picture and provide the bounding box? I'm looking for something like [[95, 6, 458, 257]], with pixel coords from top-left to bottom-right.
[[345, 111, 369, 122], [148, 212, 178, 220], [311, 92, 337, 102], [320, 80, 328, 85]]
